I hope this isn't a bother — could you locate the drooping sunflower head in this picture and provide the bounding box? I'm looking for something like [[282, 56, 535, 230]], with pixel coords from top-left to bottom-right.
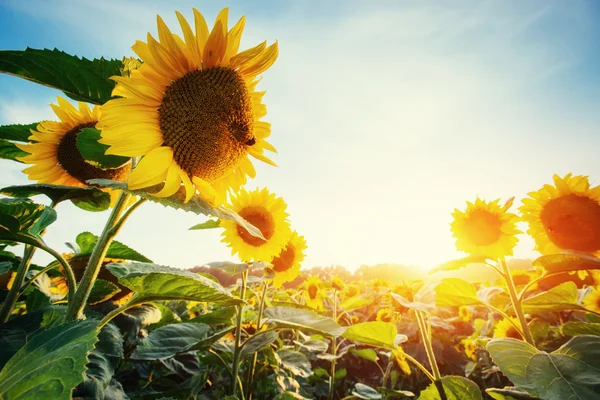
[[332, 275, 345, 292], [493, 317, 522, 340], [458, 305, 472, 322], [451, 197, 521, 259], [344, 284, 361, 299], [583, 286, 600, 313], [520, 174, 600, 256], [97, 8, 279, 204], [17, 97, 130, 194], [220, 187, 292, 262], [376, 308, 397, 323], [303, 275, 324, 311], [270, 231, 307, 288]]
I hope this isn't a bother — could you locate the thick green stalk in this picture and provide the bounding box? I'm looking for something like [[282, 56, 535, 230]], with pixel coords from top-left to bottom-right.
[[500, 257, 535, 345], [328, 289, 338, 400], [415, 311, 446, 400], [246, 280, 268, 400], [65, 192, 130, 321], [231, 270, 248, 397], [0, 245, 36, 323]]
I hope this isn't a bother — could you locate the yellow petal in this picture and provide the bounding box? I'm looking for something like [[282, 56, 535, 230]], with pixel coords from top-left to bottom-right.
[[192, 176, 218, 204], [223, 15, 246, 64], [193, 8, 209, 58], [152, 162, 182, 198], [203, 19, 227, 68], [128, 147, 173, 190], [238, 41, 278, 78], [230, 41, 266, 69]]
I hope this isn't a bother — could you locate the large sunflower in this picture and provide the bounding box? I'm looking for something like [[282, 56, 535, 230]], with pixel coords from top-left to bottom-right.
[[270, 231, 306, 288], [17, 97, 130, 195], [451, 198, 521, 259], [220, 187, 291, 262], [520, 174, 600, 256], [97, 8, 278, 204]]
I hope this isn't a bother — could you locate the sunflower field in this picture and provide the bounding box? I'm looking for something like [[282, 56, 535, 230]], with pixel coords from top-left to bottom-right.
[[1, 6, 600, 400]]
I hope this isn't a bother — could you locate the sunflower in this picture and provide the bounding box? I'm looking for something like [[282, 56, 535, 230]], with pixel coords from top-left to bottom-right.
[[270, 231, 307, 288], [493, 317, 523, 340], [392, 348, 411, 376], [583, 286, 600, 313], [303, 275, 325, 311], [458, 305, 472, 322], [220, 187, 291, 262], [451, 198, 521, 259], [521, 174, 600, 256], [332, 275, 345, 292], [376, 308, 397, 323], [97, 8, 278, 204], [17, 97, 130, 200], [461, 338, 478, 361], [344, 284, 360, 299]]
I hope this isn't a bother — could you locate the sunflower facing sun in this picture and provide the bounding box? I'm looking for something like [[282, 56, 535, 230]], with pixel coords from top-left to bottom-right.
[[270, 231, 307, 288], [451, 198, 521, 259], [220, 187, 292, 262], [520, 174, 600, 256], [17, 97, 130, 196], [97, 8, 278, 204]]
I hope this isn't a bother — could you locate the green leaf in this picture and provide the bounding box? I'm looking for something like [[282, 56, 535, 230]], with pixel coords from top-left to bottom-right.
[[0, 48, 123, 104], [435, 278, 480, 307], [335, 368, 347, 379], [562, 322, 600, 337], [486, 387, 538, 400], [294, 339, 328, 353], [277, 350, 312, 378], [88, 279, 121, 305], [519, 282, 584, 314], [340, 296, 372, 312], [76, 128, 129, 168], [419, 376, 482, 400], [240, 330, 279, 360], [188, 327, 234, 351], [0, 198, 56, 242], [88, 179, 266, 240], [206, 261, 249, 276], [263, 306, 346, 337], [26, 289, 51, 313], [131, 322, 211, 360], [343, 321, 397, 350], [0, 319, 99, 400], [487, 336, 600, 399], [74, 231, 152, 262], [533, 252, 600, 273], [0, 123, 37, 142], [0, 140, 27, 162], [351, 348, 379, 362], [188, 307, 236, 325], [1, 184, 111, 212], [189, 219, 220, 230], [430, 255, 490, 273], [107, 263, 242, 306], [352, 383, 382, 399]]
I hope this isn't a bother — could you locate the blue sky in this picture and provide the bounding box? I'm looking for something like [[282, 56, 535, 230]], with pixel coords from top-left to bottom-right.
[[1, 0, 599, 271]]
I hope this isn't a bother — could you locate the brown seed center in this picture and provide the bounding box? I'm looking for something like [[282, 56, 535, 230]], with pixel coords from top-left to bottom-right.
[[158, 67, 255, 182], [236, 206, 275, 247], [272, 243, 296, 272], [464, 209, 502, 246], [307, 284, 318, 300], [56, 123, 130, 185], [540, 194, 600, 252]]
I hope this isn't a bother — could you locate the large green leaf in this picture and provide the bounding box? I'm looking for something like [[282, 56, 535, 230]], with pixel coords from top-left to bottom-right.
[[352, 383, 382, 399], [277, 350, 312, 378], [188, 307, 236, 325], [189, 219, 220, 230], [519, 282, 584, 314], [533, 252, 600, 273], [419, 376, 482, 400], [562, 322, 600, 337], [435, 278, 480, 307], [131, 322, 211, 360], [107, 263, 242, 306], [0, 319, 99, 400], [206, 261, 249, 276], [88, 279, 121, 305], [263, 306, 346, 337], [76, 128, 129, 168], [0, 198, 56, 242], [73, 231, 152, 262], [1, 184, 111, 212], [487, 336, 600, 399], [0, 48, 123, 104], [351, 348, 379, 363], [486, 387, 538, 400], [0, 140, 27, 162], [342, 321, 397, 350], [430, 255, 490, 273], [0, 123, 37, 142], [239, 330, 279, 360], [88, 179, 265, 240]]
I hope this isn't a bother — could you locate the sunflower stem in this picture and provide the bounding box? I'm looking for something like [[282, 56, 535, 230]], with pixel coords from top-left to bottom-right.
[[231, 269, 248, 397], [245, 280, 268, 400], [404, 353, 435, 382], [415, 310, 447, 400], [500, 257, 535, 345], [328, 289, 338, 400], [65, 192, 131, 321], [0, 245, 36, 323]]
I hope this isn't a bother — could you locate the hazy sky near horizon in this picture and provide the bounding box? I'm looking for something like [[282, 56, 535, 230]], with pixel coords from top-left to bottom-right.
[[1, 0, 599, 271]]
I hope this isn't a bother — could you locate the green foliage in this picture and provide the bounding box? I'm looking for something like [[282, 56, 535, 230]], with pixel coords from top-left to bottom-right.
[[343, 321, 397, 350], [487, 335, 600, 399], [519, 282, 584, 314], [435, 278, 480, 307], [76, 128, 130, 169], [188, 307, 236, 325], [189, 219, 221, 230], [351, 348, 379, 362], [352, 383, 382, 399], [534, 252, 600, 273], [0, 140, 28, 162], [0, 123, 37, 142], [430, 255, 489, 273], [562, 322, 600, 337], [419, 376, 482, 400], [0, 198, 56, 243], [107, 262, 243, 305], [240, 330, 279, 359], [0, 319, 99, 400], [73, 231, 152, 262], [263, 306, 346, 337], [206, 261, 249, 276], [1, 184, 111, 212], [88, 279, 121, 305], [0, 48, 123, 104], [131, 322, 211, 360], [277, 350, 312, 378]]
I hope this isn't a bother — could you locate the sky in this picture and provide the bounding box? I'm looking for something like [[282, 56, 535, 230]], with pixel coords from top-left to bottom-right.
[[1, 0, 599, 272]]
